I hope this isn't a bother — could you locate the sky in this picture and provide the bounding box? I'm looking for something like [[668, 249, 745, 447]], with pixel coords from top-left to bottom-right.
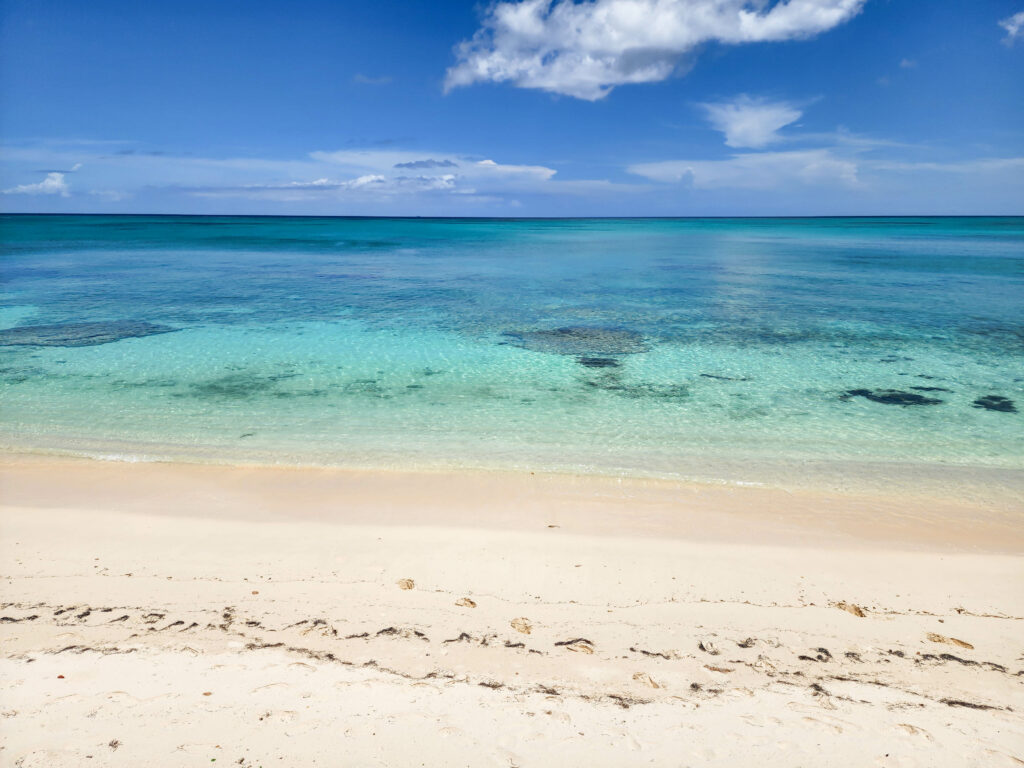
[[1, 0, 1022, 216]]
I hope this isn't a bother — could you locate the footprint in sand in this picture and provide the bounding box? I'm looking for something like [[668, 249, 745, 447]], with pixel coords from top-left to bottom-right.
[[510, 617, 532, 634], [455, 597, 477, 608], [802, 720, 843, 737], [397, 578, 415, 590], [896, 723, 932, 741]]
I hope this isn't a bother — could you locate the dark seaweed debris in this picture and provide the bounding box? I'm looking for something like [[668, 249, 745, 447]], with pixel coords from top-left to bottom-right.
[[841, 389, 943, 406], [971, 395, 1017, 413], [503, 327, 648, 357], [0, 321, 178, 347]]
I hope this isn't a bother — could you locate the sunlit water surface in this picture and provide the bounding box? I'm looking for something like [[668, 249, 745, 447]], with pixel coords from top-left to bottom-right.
[[2, 215, 1022, 497]]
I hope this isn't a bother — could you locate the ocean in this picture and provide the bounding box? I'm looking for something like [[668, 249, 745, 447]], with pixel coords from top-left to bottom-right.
[[2, 214, 1022, 496]]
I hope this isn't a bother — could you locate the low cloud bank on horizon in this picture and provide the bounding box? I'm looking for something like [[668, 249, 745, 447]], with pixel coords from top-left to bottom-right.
[[4, 93, 1022, 216]]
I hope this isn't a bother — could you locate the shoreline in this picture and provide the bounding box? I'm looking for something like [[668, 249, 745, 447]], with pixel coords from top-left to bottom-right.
[[1, 451, 1023, 553], [2, 451, 1023, 765], [3, 439, 1024, 520]]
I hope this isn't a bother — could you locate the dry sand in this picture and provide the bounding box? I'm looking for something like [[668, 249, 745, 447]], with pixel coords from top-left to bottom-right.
[[1, 454, 1022, 767]]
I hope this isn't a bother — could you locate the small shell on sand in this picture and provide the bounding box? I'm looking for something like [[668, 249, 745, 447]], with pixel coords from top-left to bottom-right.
[[835, 601, 866, 617], [510, 617, 532, 634], [927, 632, 974, 649], [396, 578, 415, 590], [632, 672, 660, 688], [455, 597, 477, 608]]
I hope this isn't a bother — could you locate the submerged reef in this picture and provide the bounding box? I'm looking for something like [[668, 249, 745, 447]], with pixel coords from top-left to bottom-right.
[[0, 321, 177, 347], [578, 357, 620, 368], [504, 326, 648, 358], [582, 372, 689, 402], [972, 395, 1017, 413], [841, 389, 944, 406]]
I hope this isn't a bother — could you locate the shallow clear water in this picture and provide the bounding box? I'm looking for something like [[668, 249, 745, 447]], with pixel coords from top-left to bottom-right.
[[1, 215, 1022, 490]]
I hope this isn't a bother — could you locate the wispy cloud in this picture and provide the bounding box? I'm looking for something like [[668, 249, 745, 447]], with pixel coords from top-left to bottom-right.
[[999, 11, 1024, 44], [445, 0, 865, 100], [88, 189, 129, 202], [352, 73, 393, 85], [629, 94, 1024, 195], [871, 157, 1024, 174], [185, 173, 461, 200], [309, 149, 558, 184], [393, 158, 459, 169], [899, 58, 917, 68], [700, 96, 802, 149], [629, 149, 859, 189], [3, 171, 71, 197]]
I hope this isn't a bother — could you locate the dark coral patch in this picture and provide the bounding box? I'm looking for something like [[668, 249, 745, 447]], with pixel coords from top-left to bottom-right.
[[842, 389, 943, 406], [0, 321, 177, 347], [578, 357, 620, 368], [504, 326, 647, 357], [910, 386, 951, 392], [971, 395, 1017, 413]]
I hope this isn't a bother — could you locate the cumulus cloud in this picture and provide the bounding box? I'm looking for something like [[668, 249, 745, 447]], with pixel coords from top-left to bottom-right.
[[700, 95, 802, 148], [628, 149, 858, 189], [445, 0, 865, 100], [3, 172, 71, 197], [999, 11, 1024, 44]]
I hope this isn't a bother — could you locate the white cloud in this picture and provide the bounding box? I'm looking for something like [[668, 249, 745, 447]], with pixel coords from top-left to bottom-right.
[[394, 158, 459, 169], [700, 95, 802, 148], [2, 171, 71, 197], [899, 58, 917, 68], [1000, 11, 1024, 44], [445, 0, 865, 100], [187, 173, 462, 200], [628, 149, 859, 189], [473, 158, 557, 179], [309, 149, 559, 185]]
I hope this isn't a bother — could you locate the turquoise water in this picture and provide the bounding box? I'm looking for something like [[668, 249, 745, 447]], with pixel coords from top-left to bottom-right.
[[1, 215, 1022, 492]]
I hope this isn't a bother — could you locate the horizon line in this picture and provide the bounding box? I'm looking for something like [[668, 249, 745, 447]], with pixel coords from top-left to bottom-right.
[[2, 212, 1023, 221]]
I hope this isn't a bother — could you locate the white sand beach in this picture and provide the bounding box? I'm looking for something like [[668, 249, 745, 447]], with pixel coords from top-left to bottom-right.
[[1, 454, 1022, 766]]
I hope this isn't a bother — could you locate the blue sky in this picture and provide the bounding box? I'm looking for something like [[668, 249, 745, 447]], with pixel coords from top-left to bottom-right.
[[1, 0, 1022, 216]]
